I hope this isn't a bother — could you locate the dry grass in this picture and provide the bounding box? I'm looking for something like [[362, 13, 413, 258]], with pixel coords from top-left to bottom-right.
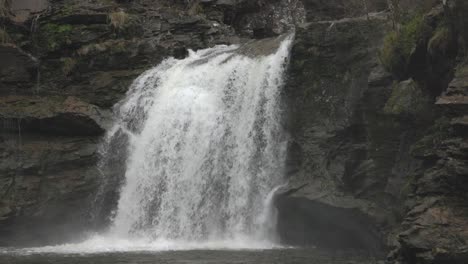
[[187, 0, 203, 15], [0, 0, 11, 17], [0, 28, 11, 43], [61, 57, 76, 76], [108, 10, 129, 29], [379, 14, 429, 77]]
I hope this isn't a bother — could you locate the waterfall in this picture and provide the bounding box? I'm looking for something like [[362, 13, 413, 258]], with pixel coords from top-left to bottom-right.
[[108, 35, 292, 244], [25, 35, 293, 253]]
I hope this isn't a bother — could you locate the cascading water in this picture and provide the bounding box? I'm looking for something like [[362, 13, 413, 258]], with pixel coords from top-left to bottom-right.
[[109, 34, 292, 244], [25, 35, 293, 253]]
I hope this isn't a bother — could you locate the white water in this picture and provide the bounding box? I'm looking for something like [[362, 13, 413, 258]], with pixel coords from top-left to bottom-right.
[[12, 35, 293, 254]]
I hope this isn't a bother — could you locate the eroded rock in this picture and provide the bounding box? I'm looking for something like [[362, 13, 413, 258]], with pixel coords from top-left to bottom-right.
[[0, 44, 38, 90], [0, 96, 110, 136]]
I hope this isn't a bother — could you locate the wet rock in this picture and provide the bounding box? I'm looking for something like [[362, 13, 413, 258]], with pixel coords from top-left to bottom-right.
[[0, 44, 38, 91], [236, 33, 292, 57], [234, 0, 306, 38], [278, 3, 411, 255], [0, 134, 100, 246], [276, 194, 384, 254], [283, 10, 394, 220], [0, 96, 110, 136]]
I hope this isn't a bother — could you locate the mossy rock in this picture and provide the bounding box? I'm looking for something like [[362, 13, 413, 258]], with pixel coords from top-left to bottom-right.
[[38, 23, 74, 52], [383, 79, 433, 120]]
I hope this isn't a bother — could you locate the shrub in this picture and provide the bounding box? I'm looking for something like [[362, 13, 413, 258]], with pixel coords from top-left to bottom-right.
[[61, 57, 76, 76], [108, 10, 129, 30], [383, 79, 432, 121], [428, 26, 451, 56], [379, 14, 430, 78], [40, 23, 73, 50]]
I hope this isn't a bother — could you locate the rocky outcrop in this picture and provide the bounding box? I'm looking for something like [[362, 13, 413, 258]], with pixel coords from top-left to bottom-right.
[[0, 96, 110, 136], [393, 63, 468, 264], [277, 0, 468, 263], [0, 135, 100, 246], [0, 94, 107, 245], [279, 10, 396, 253]]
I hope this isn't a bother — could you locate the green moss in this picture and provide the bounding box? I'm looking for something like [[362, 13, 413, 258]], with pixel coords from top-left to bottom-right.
[[383, 80, 431, 118], [40, 23, 73, 51], [48, 24, 73, 34], [379, 14, 430, 78], [60, 4, 75, 16], [428, 26, 451, 56]]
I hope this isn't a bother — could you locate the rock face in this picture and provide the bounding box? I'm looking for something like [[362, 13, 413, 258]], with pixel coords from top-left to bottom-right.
[[277, 0, 468, 263], [280, 10, 391, 251], [1, 0, 468, 263]]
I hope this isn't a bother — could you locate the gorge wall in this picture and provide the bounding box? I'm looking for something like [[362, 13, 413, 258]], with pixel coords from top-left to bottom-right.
[[278, 0, 468, 263], [1, 0, 467, 263]]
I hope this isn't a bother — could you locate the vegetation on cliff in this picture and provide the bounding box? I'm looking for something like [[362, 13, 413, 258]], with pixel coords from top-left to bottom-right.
[[380, 14, 431, 79], [39, 23, 74, 51]]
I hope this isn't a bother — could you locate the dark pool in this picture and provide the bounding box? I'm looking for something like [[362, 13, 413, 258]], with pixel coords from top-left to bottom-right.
[[0, 248, 383, 264]]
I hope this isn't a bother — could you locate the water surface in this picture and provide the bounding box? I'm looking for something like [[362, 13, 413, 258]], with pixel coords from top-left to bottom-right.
[[0, 248, 381, 264]]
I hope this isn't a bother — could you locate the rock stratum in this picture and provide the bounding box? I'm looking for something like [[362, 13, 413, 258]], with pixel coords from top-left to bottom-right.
[[1, 0, 467, 263]]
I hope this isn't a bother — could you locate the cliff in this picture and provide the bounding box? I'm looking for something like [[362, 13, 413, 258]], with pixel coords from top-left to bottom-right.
[[279, 0, 468, 263]]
